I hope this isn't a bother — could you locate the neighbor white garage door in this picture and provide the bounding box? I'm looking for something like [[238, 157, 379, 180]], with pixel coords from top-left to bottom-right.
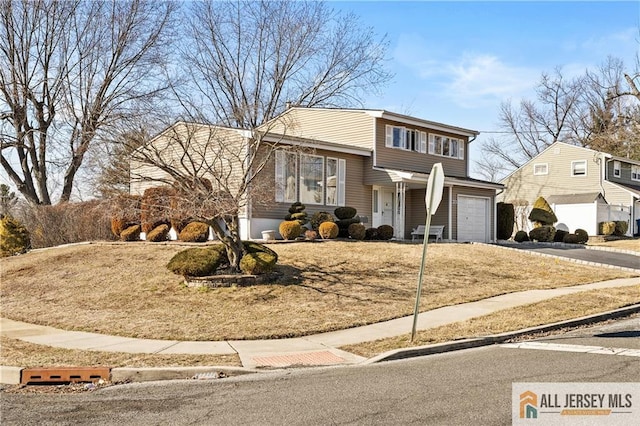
[[457, 196, 490, 242]]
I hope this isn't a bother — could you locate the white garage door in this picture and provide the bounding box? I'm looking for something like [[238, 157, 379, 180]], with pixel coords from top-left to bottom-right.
[[457, 196, 489, 242]]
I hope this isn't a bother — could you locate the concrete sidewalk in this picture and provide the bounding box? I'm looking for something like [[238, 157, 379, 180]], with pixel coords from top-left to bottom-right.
[[2, 276, 639, 382]]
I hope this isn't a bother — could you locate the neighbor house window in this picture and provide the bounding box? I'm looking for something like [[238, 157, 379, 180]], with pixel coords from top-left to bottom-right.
[[632, 165, 640, 181], [613, 161, 621, 177], [533, 163, 548, 175], [571, 160, 587, 176], [385, 125, 426, 153], [428, 134, 464, 159], [276, 151, 345, 205]]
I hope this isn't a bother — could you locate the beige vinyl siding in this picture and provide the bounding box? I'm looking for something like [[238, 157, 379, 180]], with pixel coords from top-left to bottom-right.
[[251, 147, 371, 222], [374, 118, 467, 177], [130, 123, 249, 215], [265, 108, 374, 150], [500, 143, 603, 207], [452, 186, 496, 241], [405, 188, 449, 239], [603, 181, 636, 206]]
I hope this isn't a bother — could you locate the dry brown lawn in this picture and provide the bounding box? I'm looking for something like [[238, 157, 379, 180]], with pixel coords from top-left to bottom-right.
[[342, 285, 640, 358], [0, 241, 634, 341], [589, 238, 640, 253]]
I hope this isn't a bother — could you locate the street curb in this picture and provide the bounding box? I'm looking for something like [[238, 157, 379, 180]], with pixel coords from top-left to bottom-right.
[[110, 366, 257, 383], [364, 303, 640, 364]]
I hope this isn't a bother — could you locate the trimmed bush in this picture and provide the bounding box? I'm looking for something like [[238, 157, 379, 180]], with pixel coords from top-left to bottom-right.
[[377, 224, 394, 240], [497, 202, 515, 240], [553, 229, 568, 243], [528, 196, 557, 226], [279, 220, 302, 240], [614, 221, 629, 236], [529, 225, 556, 242], [310, 211, 334, 231], [599, 221, 616, 236], [284, 202, 308, 227], [334, 206, 357, 220], [179, 222, 210, 242], [110, 194, 141, 237], [239, 251, 277, 275], [348, 223, 366, 240], [243, 241, 278, 263], [574, 228, 589, 244], [318, 221, 339, 239], [364, 227, 378, 240], [140, 186, 173, 234], [120, 224, 141, 241], [167, 246, 228, 277], [0, 215, 31, 257], [514, 230, 529, 242], [146, 224, 170, 242], [563, 233, 580, 244]]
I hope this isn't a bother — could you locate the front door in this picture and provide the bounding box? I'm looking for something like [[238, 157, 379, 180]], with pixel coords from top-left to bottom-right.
[[372, 187, 394, 228]]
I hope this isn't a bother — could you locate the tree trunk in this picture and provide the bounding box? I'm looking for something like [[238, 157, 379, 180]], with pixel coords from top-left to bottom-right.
[[207, 215, 245, 273]]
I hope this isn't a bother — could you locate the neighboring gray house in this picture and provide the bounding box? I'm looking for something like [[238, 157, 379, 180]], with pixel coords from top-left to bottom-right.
[[131, 107, 503, 242], [499, 141, 640, 236]]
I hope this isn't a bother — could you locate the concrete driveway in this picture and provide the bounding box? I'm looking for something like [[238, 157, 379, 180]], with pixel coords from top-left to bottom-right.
[[499, 242, 640, 272]]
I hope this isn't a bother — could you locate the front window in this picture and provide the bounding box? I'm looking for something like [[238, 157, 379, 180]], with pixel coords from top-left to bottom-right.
[[385, 125, 426, 153], [571, 160, 587, 176], [299, 154, 324, 205], [632, 165, 640, 181], [429, 134, 464, 159]]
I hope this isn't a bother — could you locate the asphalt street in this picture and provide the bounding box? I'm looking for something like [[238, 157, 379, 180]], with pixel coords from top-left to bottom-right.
[[2, 317, 638, 425], [505, 245, 640, 270]]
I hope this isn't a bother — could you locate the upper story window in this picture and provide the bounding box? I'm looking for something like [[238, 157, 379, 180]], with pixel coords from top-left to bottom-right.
[[275, 151, 345, 206], [533, 163, 548, 175], [613, 161, 621, 177], [632, 165, 640, 181], [385, 125, 426, 153], [571, 160, 587, 177], [429, 134, 464, 159]]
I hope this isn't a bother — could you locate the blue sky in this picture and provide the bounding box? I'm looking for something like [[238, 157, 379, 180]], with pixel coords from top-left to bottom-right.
[[332, 1, 640, 176]]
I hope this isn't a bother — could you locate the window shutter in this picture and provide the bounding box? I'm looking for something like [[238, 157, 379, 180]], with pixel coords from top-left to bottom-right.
[[275, 150, 284, 202], [458, 141, 464, 159], [428, 134, 435, 154], [385, 125, 393, 147], [338, 159, 346, 206], [420, 132, 427, 153]]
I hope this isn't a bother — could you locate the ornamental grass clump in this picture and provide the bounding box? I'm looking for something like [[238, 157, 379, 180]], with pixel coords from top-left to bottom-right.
[[599, 221, 616, 236]]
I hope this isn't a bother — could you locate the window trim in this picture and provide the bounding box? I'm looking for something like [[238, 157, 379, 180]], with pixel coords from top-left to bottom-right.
[[275, 150, 346, 206], [533, 163, 548, 176], [299, 153, 325, 205], [428, 133, 464, 160], [613, 161, 621, 178], [571, 160, 587, 177], [385, 125, 427, 153], [632, 165, 640, 182]]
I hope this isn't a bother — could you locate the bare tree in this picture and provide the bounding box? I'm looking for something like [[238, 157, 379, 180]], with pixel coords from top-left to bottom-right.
[[477, 61, 640, 181], [181, 0, 391, 128], [129, 122, 296, 270], [0, 0, 177, 205], [126, 0, 391, 271]]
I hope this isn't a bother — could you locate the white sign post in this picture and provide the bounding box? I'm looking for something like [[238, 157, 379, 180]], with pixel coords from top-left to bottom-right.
[[411, 163, 444, 342]]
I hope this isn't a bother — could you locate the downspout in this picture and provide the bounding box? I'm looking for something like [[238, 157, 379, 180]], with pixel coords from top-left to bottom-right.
[[467, 134, 477, 177], [448, 185, 452, 241]]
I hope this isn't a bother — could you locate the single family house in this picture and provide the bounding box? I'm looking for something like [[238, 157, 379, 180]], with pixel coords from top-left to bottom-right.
[[499, 141, 640, 236], [131, 107, 503, 242]]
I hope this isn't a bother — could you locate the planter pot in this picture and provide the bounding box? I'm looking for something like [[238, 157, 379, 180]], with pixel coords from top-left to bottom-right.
[[261, 230, 276, 241]]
